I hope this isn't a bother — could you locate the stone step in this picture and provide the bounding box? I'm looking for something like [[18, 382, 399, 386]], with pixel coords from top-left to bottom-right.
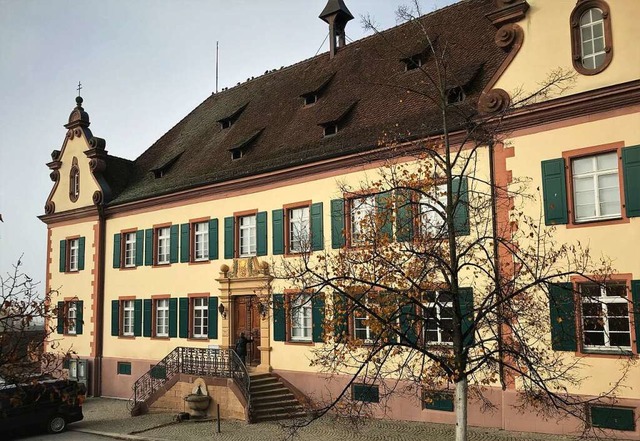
[[249, 373, 273, 380], [250, 383, 289, 394], [252, 392, 296, 404], [252, 398, 301, 410], [253, 411, 307, 422], [249, 376, 280, 387]]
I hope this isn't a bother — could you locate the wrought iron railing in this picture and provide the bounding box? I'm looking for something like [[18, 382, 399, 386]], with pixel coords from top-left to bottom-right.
[[128, 347, 251, 417]]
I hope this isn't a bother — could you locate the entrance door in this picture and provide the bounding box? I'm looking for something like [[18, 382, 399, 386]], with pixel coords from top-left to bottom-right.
[[233, 296, 261, 365]]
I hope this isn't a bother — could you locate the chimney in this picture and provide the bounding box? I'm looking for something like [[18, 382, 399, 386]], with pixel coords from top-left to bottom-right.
[[319, 0, 354, 59]]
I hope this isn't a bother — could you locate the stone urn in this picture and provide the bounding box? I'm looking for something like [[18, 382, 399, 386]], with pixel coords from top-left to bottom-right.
[[184, 384, 211, 419]]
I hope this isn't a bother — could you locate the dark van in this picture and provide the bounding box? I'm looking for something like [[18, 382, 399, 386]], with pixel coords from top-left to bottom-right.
[[0, 379, 86, 435]]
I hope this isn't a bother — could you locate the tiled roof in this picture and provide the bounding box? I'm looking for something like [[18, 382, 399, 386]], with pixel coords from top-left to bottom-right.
[[108, 0, 506, 205]]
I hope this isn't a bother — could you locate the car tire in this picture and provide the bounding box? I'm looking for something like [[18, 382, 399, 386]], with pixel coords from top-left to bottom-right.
[[47, 415, 66, 434]]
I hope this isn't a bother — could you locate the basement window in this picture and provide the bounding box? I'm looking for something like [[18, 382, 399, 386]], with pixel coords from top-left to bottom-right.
[[323, 124, 338, 137]]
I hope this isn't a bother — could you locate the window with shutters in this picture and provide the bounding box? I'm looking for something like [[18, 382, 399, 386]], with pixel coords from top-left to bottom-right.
[[287, 205, 310, 254], [193, 222, 209, 261], [68, 238, 79, 272], [571, 152, 620, 222], [123, 232, 136, 268], [420, 184, 448, 237], [351, 293, 374, 343], [155, 299, 170, 337], [290, 293, 312, 342], [156, 227, 171, 264], [422, 291, 454, 345], [192, 297, 209, 338], [349, 195, 376, 246], [580, 282, 631, 352], [60, 237, 85, 272], [570, 1, 613, 75], [238, 215, 257, 257], [122, 300, 135, 337], [66, 302, 77, 335]]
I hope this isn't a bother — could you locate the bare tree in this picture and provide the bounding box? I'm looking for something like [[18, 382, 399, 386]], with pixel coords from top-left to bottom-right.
[[273, 3, 633, 440]]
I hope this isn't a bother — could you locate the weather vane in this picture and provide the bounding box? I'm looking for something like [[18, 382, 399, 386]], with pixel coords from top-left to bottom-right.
[[77, 81, 82, 97]]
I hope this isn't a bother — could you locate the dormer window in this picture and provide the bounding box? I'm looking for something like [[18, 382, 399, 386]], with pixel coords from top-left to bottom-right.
[[570, 0, 613, 75], [150, 151, 183, 179], [405, 56, 423, 71], [231, 149, 243, 160], [304, 94, 318, 106], [323, 124, 338, 137], [217, 103, 249, 130], [227, 128, 263, 161], [220, 119, 233, 130], [446, 86, 465, 105], [69, 157, 80, 202]]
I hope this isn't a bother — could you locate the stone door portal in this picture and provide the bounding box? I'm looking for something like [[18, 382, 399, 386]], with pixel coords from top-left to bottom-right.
[[233, 295, 261, 365]]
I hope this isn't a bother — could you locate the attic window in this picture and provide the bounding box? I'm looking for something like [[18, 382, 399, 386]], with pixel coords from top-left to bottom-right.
[[323, 124, 338, 137], [217, 103, 249, 130], [405, 56, 423, 71], [150, 151, 183, 179], [231, 149, 243, 160], [221, 119, 233, 129], [446, 86, 465, 104], [304, 94, 318, 106]]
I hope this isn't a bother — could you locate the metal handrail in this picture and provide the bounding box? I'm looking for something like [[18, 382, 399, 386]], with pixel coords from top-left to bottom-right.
[[128, 347, 251, 418]]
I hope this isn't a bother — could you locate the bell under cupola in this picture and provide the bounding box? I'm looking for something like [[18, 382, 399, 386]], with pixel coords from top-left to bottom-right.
[[319, 0, 354, 59]]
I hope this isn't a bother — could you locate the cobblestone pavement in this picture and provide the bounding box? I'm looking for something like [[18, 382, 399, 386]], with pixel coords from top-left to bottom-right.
[[72, 398, 592, 441]]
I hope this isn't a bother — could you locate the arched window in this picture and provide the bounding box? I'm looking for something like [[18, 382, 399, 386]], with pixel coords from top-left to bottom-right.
[[69, 157, 80, 202], [570, 1, 613, 75]]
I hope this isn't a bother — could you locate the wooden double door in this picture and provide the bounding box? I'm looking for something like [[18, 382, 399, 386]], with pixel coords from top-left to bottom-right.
[[233, 295, 261, 365]]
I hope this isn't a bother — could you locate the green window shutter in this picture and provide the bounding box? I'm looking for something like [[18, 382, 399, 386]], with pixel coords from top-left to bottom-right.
[[622, 145, 640, 218], [169, 225, 179, 264], [112, 233, 121, 268], [143, 299, 152, 337], [208, 219, 219, 260], [133, 299, 142, 337], [459, 287, 474, 347], [452, 177, 470, 235], [179, 297, 189, 338], [272, 209, 284, 255], [180, 223, 190, 263], [376, 191, 393, 241], [396, 190, 414, 242], [78, 237, 85, 271], [330, 199, 345, 249], [399, 303, 417, 345], [208, 297, 218, 339], [312, 295, 325, 343], [273, 294, 286, 342], [144, 229, 153, 266], [333, 293, 349, 340], [311, 202, 324, 251], [59, 240, 66, 272], [548, 282, 576, 351], [591, 406, 635, 431], [57, 301, 65, 334], [135, 230, 144, 266], [352, 384, 379, 403], [224, 217, 234, 259], [541, 159, 568, 225], [631, 280, 640, 353], [168, 298, 177, 338], [256, 211, 268, 256], [76, 300, 83, 334], [111, 300, 119, 336]]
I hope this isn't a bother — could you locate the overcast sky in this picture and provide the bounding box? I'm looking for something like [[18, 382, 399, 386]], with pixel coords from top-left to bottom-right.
[[0, 0, 457, 289]]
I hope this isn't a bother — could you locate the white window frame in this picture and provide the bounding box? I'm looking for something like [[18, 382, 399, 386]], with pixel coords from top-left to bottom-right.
[[288, 206, 310, 254], [122, 300, 134, 336], [350, 195, 375, 245], [71, 169, 80, 199], [353, 295, 373, 343], [420, 184, 448, 237], [124, 232, 136, 268], [68, 238, 79, 272], [423, 290, 454, 345], [193, 222, 209, 261], [239, 215, 257, 257], [157, 227, 171, 264], [192, 297, 208, 338], [571, 152, 620, 222], [581, 282, 631, 351], [290, 293, 312, 342], [155, 299, 169, 337], [579, 8, 606, 70], [67, 302, 77, 335]]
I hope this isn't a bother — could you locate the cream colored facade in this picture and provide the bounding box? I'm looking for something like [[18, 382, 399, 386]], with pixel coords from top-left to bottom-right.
[[40, 0, 640, 437]]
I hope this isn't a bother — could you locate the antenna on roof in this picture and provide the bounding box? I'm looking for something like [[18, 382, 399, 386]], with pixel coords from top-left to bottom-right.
[[215, 41, 219, 93]]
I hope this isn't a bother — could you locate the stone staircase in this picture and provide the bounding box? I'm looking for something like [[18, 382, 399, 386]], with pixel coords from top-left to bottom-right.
[[249, 373, 306, 422]]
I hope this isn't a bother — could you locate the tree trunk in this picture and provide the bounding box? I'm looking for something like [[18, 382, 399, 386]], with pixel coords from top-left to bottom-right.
[[455, 376, 468, 441]]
